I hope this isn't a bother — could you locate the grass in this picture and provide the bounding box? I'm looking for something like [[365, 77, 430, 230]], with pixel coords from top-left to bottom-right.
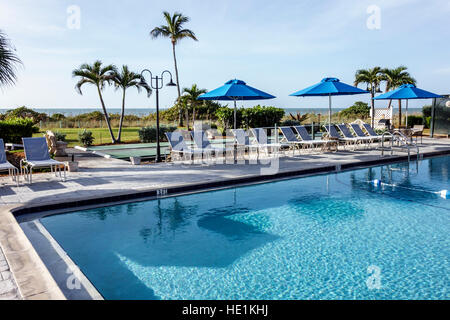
[[34, 127, 141, 147]]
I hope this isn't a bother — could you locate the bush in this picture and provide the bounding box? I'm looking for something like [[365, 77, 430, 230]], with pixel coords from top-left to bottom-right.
[[425, 116, 431, 129], [407, 115, 424, 127], [50, 113, 66, 121], [422, 105, 432, 118], [138, 126, 177, 143], [4, 106, 49, 124], [0, 117, 38, 143], [54, 131, 67, 142], [340, 101, 370, 119], [242, 105, 285, 128], [78, 130, 94, 146]]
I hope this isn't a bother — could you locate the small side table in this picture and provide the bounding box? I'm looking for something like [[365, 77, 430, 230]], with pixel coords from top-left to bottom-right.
[[322, 137, 339, 152]]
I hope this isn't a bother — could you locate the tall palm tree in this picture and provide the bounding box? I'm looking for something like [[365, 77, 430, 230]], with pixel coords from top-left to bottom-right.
[[381, 66, 416, 126], [182, 84, 207, 125], [73, 60, 117, 143], [354, 67, 383, 127], [112, 65, 152, 142], [176, 95, 190, 130], [0, 30, 22, 87], [150, 11, 198, 126]]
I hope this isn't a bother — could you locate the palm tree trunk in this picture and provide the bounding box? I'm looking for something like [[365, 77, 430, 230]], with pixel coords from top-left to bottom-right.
[[172, 42, 183, 127], [118, 88, 126, 142], [185, 107, 189, 131], [97, 85, 116, 143], [398, 99, 402, 127]]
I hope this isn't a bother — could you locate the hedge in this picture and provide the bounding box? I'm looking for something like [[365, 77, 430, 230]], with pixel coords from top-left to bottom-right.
[[139, 125, 178, 143], [215, 105, 285, 130], [0, 117, 38, 144]]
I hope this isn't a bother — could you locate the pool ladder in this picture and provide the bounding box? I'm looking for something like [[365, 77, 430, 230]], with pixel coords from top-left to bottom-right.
[[380, 131, 420, 162]]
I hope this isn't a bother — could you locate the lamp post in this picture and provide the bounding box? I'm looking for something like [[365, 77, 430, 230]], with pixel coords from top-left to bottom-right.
[[141, 69, 177, 163]]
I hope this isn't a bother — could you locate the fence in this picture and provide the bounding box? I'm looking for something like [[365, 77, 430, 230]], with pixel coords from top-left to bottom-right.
[[431, 96, 450, 137]]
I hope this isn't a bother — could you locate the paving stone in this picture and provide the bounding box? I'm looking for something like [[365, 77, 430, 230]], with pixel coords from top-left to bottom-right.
[[1, 271, 12, 280], [0, 279, 16, 295]]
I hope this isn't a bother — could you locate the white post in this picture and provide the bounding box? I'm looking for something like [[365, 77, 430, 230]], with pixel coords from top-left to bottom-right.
[[234, 100, 237, 130]]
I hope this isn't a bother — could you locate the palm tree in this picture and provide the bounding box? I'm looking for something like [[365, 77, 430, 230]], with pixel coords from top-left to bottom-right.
[[176, 95, 190, 130], [0, 30, 22, 87], [182, 84, 207, 126], [73, 61, 117, 143], [112, 65, 152, 142], [150, 11, 198, 126], [381, 66, 416, 126], [354, 67, 383, 127]]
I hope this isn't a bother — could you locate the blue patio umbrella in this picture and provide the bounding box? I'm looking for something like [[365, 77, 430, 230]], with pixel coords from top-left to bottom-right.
[[198, 79, 276, 129], [290, 77, 369, 131], [374, 84, 442, 127]]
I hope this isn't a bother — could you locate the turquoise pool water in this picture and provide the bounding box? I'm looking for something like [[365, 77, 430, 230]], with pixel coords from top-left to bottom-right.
[[41, 156, 450, 300]]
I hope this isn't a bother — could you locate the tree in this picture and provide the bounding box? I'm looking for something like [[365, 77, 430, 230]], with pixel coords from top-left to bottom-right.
[[0, 30, 22, 87], [150, 11, 198, 126], [182, 84, 207, 126], [354, 67, 383, 127], [73, 61, 117, 143], [112, 65, 152, 142], [381, 66, 416, 126]]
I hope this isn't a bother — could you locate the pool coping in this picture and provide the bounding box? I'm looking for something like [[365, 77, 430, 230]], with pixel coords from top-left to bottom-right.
[[2, 148, 450, 300]]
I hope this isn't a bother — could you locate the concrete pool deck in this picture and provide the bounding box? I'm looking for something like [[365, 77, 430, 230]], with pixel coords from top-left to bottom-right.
[[0, 137, 449, 299]]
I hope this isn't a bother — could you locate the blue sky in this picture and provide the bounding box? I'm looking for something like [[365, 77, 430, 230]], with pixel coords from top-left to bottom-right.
[[1, 0, 449, 110]]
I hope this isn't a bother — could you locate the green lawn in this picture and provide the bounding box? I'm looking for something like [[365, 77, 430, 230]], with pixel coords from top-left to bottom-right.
[[34, 127, 141, 147]]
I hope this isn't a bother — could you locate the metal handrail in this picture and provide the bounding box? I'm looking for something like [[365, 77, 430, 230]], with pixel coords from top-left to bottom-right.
[[381, 131, 420, 162]]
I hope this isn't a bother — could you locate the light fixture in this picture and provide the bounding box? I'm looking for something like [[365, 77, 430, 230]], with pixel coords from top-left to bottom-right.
[[166, 79, 177, 87]]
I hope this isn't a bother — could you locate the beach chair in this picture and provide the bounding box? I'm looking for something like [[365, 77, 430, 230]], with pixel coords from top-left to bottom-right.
[[21, 137, 67, 184], [350, 123, 381, 147], [294, 126, 333, 151], [165, 131, 209, 162], [324, 125, 359, 150], [190, 130, 234, 159], [337, 124, 370, 149], [231, 129, 253, 158], [362, 123, 391, 143], [279, 127, 312, 154], [411, 125, 424, 144], [0, 139, 20, 186], [250, 128, 288, 156]]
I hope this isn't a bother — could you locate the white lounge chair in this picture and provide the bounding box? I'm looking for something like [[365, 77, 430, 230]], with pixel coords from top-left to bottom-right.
[[337, 124, 369, 149], [294, 125, 334, 151], [250, 128, 288, 156], [165, 131, 209, 162], [0, 138, 19, 186], [190, 130, 234, 159], [21, 137, 67, 184], [324, 125, 359, 150]]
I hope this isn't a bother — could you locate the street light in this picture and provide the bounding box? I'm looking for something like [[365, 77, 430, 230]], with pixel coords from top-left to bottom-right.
[[141, 69, 177, 163]]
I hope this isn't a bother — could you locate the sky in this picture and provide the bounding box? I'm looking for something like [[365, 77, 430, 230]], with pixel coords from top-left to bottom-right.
[[0, 0, 449, 111]]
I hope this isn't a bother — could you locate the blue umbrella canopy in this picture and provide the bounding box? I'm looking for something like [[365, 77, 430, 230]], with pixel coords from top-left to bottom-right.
[[373, 84, 441, 100], [198, 79, 276, 129], [374, 84, 442, 127], [290, 78, 369, 130], [290, 77, 369, 97], [198, 79, 276, 101]]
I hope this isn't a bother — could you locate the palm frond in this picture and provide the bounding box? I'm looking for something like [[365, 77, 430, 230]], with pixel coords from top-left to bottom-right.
[[0, 30, 22, 87]]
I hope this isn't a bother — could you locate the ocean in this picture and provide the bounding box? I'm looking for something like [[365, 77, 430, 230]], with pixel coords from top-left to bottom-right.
[[0, 107, 424, 117]]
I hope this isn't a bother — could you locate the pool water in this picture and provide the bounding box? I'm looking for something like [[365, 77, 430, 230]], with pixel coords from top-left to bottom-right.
[[41, 156, 450, 300]]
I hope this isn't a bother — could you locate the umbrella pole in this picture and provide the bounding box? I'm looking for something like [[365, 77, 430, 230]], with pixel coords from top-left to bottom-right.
[[406, 100, 409, 128], [328, 94, 332, 133], [234, 100, 237, 130]]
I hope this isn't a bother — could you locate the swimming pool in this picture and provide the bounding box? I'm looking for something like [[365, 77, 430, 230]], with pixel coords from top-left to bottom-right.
[[40, 156, 449, 300]]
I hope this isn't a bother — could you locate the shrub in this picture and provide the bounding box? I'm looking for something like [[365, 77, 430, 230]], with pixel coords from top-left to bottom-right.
[[242, 105, 285, 128], [50, 113, 66, 121], [425, 116, 431, 129], [0, 117, 37, 143], [138, 126, 177, 143], [4, 106, 49, 124], [407, 115, 424, 127], [78, 130, 94, 146], [54, 131, 67, 142], [422, 105, 432, 118], [340, 101, 370, 119]]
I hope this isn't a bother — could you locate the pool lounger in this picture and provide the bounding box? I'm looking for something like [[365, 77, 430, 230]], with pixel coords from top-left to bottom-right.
[[21, 137, 67, 184], [250, 128, 289, 156], [324, 125, 359, 150], [337, 124, 371, 149], [294, 125, 334, 150], [166, 131, 211, 162], [350, 123, 382, 146], [0, 138, 20, 186], [190, 130, 235, 159], [279, 126, 314, 155]]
